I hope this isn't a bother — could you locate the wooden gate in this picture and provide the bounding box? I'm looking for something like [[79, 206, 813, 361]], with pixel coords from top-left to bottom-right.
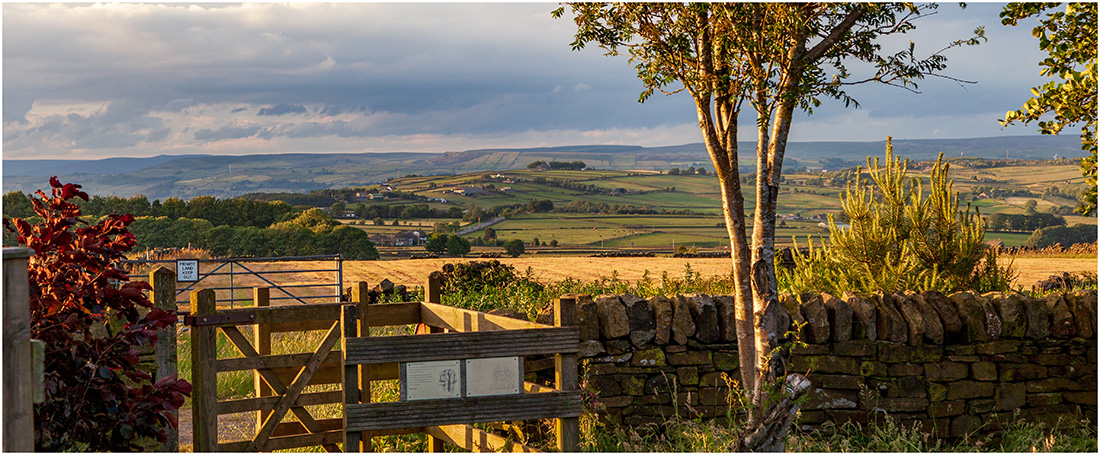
[[188, 274, 581, 452]]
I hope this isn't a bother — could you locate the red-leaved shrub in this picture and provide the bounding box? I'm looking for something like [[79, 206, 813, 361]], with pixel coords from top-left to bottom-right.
[[4, 177, 191, 451]]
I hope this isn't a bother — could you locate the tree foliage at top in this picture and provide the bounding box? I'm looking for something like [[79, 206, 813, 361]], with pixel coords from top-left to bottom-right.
[[1000, 2, 1097, 216]]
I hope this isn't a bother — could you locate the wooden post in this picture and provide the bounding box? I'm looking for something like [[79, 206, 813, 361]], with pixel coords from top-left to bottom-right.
[[252, 287, 272, 436], [3, 248, 34, 452], [191, 289, 218, 452], [424, 272, 447, 453], [341, 304, 361, 452], [150, 267, 179, 452], [554, 294, 580, 452], [350, 282, 372, 452]]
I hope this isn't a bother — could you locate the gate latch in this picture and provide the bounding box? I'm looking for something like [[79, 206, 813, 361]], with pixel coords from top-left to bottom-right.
[[183, 312, 257, 326]]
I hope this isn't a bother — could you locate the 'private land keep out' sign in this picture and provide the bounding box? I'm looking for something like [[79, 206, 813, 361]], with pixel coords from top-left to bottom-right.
[[176, 259, 199, 282]]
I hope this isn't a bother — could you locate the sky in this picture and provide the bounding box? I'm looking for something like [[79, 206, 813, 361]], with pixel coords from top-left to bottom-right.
[[2, 2, 1060, 160]]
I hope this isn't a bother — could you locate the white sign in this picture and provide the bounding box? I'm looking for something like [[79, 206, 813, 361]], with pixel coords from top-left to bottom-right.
[[405, 360, 462, 401], [176, 260, 199, 282], [465, 357, 520, 397]]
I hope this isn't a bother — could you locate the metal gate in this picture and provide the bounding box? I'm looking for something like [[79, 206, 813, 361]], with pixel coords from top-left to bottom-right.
[[123, 254, 343, 308]]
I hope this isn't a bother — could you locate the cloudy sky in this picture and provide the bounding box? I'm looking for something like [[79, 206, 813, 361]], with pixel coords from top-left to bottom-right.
[[3, 2, 1056, 160]]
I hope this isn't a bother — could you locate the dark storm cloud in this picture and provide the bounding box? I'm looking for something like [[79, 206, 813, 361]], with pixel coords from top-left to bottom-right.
[[257, 103, 308, 116]]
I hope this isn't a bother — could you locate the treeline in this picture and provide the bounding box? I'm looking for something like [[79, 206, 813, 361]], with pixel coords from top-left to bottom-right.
[[351, 203, 463, 221], [241, 188, 426, 207], [128, 208, 378, 259], [2, 191, 293, 228], [937, 157, 1082, 169], [1024, 224, 1097, 248], [986, 212, 1066, 232], [527, 160, 586, 170]]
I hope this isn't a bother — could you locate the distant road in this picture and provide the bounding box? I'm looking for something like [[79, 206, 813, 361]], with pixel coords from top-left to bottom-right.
[[457, 216, 506, 235]]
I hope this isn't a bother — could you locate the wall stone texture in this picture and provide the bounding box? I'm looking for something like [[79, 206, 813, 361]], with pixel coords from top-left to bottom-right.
[[559, 290, 1097, 437]]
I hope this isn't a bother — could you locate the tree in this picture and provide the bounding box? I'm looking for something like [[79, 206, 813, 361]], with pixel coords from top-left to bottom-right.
[[556, 3, 982, 443], [1000, 3, 1097, 216], [482, 226, 497, 242], [503, 238, 525, 257], [425, 233, 449, 254], [446, 235, 472, 255], [4, 178, 190, 450], [373, 217, 385, 226], [668, 167, 681, 175], [330, 202, 346, 216]]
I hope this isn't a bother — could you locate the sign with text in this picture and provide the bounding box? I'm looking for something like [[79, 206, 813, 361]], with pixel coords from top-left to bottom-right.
[[404, 360, 462, 401], [176, 259, 199, 282], [465, 356, 521, 397]]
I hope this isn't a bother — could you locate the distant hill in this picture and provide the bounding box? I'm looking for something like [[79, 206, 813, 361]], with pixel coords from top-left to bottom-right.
[[2, 135, 1085, 199]]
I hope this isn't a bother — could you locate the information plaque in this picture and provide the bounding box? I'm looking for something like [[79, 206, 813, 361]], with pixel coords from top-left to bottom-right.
[[465, 356, 521, 397], [176, 259, 199, 282], [403, 360, 462, 401]]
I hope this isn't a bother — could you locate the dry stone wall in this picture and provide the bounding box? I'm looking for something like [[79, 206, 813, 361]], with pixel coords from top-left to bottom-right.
[[564, 289, 1097, 436]]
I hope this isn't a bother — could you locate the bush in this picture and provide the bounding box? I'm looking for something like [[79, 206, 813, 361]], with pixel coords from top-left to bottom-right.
[[446, 235, 472, 255], [780, 139, 1015, 295], [3, 178, 191, 451], [503, 238, 525, 257]]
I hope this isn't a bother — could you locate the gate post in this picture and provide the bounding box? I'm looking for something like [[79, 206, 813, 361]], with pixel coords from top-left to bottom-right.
[[150, 267, 179, 452], [424, 272, 446, 452], [555, 294, 580, 452], [190, 289, 218, 452], [253, 287, 272, 435], [3, 248, 34, 452], [350, 282, 372, 452]]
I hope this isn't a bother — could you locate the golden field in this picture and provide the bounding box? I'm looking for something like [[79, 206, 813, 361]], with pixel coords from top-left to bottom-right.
[[342, 255, 1098, 291]]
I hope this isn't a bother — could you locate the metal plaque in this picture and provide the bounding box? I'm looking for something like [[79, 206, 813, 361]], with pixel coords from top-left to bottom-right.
[[465, 356, 521, 397], [176, 259, 199, 282], [403, 360, 462, 401]]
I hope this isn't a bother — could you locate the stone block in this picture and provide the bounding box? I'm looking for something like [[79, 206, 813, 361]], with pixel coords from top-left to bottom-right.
[[804, 388, 858, 410], [978, 294, 1003, 340], [675, 391, 699, 407], [1024, 296, 1051, 339], [618, 375, 646, 396], [882, 376, 927, 398], [860, 396, 929, 412], [925, 361, 968, 382], [844, 291, 878, 341], [816, 374, 862, 390], [1046, 294, 1076, 338], [999, 363, 1048, 381], [834, 340, 876, 357], [649, 295, 674, 345], [712, 351, 738, 371], [874, 293, 908, 343], [822, 292, 853, 342], [1063, 391, 1098, 406], [801, 294, 831, 344], [624, 297, 656, 348], [887, 363, 924, 376], [598, 395, 633, 408], [878, 342, 914, 363], [588, 363, 618, 375], [928, 383, 947, 402], [671, 295, 696, 344], [971, 362, 998, 381], [912, 293, 944, 344], [591, 352, 633, 364], [676, 366, 699, 386], [825, 409, 870, 425], [780, 293, 806, 328], [631, 347, 666, 367], [922, 290, 963, 343], [699, 387, 730, 406], [686, 293, 720, 343], [799, 410, 826, 425], [946, 381, 994, 400], [665, 344, 687, 353], [950, 291, 988, 343], [995, 293, 1028, 339], [595, 294, 630, 339], [792, 343, 830, 355], [1027, 392, 1063, 407], [590, 376, 622, 396], [713, 295, 738, 342], [912, 345, 944, 362], [975, 340, 1019, 355], [605, 339, 632, 355], [928, 400, 965, 418], [1026, 377, 1082, 393], [668, 350, 711, 366], [578, 296, 601, 340], [994, 382, 1026, 411], [639, 393, 671, 405], [950, 415, 982, 438], [578, 340, 606, 358], [859, 361, 888, 377], [792, 355, 860, 375], [968, 398, 995, 414], [894, 293, 927, 346], [1065, 293, 1095, 339]]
